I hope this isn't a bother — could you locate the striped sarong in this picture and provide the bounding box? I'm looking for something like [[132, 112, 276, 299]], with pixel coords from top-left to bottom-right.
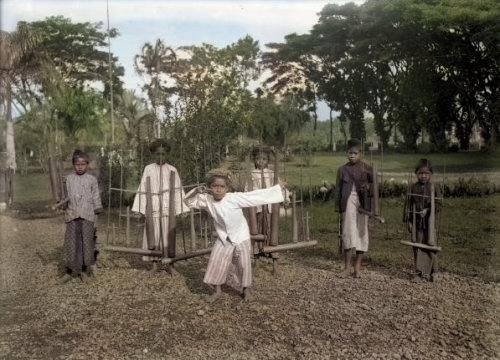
[[204, 239, 252, 289], [64, 218, 96, 274]]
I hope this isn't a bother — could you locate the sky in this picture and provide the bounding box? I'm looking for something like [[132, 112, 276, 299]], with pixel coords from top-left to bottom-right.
[[1, 0, 365, 120]]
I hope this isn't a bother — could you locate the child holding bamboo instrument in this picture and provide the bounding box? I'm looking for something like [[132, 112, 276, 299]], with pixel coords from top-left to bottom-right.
[[185, 172, 286, 302], [55, 150, 102, 283], [334, 139, 373, 278], [132, 139, 186, 263], [405, 159, 441, 282]]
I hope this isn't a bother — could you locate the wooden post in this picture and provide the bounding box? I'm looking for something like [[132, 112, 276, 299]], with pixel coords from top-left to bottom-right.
[[269, 155, 279, 246], [292, 192, 298, 243], [7, 168, 14, 205], [167, 170, 176, 258], [145, 176, 156, 250], [428, 182, 436, 246], [190, 208, 196, 250], [203, 219, 209, 248], [48, 156, 60, 201], [372, 164, 379, 216]]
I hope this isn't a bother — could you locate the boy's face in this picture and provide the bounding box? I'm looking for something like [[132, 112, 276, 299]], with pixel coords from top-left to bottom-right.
[[154, 146, 167, 165], [255, 154, 269, 170], [416, 167, 432, 183], [73, 158, 89, 175], [210, 177, 228, 201], [347, 148, 361, 164]]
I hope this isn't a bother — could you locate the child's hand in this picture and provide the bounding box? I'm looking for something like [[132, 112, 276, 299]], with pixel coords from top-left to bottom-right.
[[94, 207, 104, 215], [279, 180, 288, 189]]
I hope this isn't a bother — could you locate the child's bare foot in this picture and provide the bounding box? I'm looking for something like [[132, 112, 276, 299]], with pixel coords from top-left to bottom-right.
[[353, 270, 362, 278], [205, 292, 221, 303], [240, 288, 252, 302], [59, 274, 73, 284], [205, 285, 222, 303]]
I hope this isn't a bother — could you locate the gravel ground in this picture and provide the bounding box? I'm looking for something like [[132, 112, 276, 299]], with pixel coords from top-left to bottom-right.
[[0, 214, 498, 360]]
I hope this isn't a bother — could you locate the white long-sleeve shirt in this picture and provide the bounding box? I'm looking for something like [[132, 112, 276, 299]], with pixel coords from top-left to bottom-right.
[[185, 185, 285, 245], [132, 163, 187, 217]]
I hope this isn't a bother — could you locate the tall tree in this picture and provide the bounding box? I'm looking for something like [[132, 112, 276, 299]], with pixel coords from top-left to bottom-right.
[[0, 23, 40, 171]]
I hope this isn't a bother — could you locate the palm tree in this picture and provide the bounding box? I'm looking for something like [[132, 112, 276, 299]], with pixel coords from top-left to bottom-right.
[[134, 39, 177, 137], [0, 23, 40, 172], [117, 90, 155, 146]]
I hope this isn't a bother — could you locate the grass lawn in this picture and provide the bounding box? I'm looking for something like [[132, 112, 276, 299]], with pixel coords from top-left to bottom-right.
[[282, 150, 500, 186]]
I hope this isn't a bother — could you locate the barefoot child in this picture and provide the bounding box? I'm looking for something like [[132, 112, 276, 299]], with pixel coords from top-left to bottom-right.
[[132, 140, 187, 265], [56, 150, 103, 282], [185, 173, 286, 302], [405, 159, 441, 281], [334, 139, 373, 278]]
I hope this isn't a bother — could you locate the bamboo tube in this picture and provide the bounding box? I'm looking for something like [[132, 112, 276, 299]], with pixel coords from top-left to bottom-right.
[[145, 176, 156, 250], [372, 164, 379, 216], [203, 219, 209, 248], [125, 206, 130, 245], [269, 155, 279, 246], [190, 208, 196, 250], [400, 241, 441, 252], [161, 248, 213, 264], [411, 204, 417, 243], [260, 168, 269, 238], [428, 182, 436, 246], [104, 245, 163, 257], [261, 240, 317, 253], [292, 192, 298, 243], [167, 170, 177, 258], [247, 178, 259, 235], [305, 211, 310, 242]]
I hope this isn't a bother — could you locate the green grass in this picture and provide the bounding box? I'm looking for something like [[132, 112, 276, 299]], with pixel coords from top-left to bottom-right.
[[282, 150, 500, 186]]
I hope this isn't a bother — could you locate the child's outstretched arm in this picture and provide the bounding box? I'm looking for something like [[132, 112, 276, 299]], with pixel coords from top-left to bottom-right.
[[227, 184, 285, 209]]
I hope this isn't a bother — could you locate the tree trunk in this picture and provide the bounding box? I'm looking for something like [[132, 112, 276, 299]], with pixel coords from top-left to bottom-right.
[[5, 83, 16, 172], [329, 108, 335, 153]]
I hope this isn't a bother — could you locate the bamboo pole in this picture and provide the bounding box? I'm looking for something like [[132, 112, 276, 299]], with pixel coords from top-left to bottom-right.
[[400, 241, 441, 252], [291, 192, 298, 243], [372, 164, 379, 216], [428, 182, 436, 246], [411, 204, 417, 243], [125, 206, 130, 245], [269, 154, 279, 246], [104, 245, 163, 257], [167, 170, 176, 258], [190, 208, 196, 250], [145, 176, 156, 250], [261, 240, 317, 253]]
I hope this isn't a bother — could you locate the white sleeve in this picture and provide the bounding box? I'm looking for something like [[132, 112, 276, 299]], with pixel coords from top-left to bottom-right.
[[227, 185, 285, 209], [131, 166, 149, 214]]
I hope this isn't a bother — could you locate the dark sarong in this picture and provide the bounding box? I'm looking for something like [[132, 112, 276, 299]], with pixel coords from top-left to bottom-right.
[[64, 218, 96, 274]]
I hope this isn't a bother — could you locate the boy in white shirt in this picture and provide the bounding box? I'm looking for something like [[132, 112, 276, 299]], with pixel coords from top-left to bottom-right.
[[185, 173, 286, 302]]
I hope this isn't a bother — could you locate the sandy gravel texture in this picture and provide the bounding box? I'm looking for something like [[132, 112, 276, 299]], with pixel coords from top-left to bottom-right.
[[0, 214, 498, 360]]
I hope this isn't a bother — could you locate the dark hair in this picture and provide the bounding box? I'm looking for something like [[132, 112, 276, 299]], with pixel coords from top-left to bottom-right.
[[72, 150, 89, 164], [346, 139, 361, 151], [207, 173, 231, 188], [251, 145, 274, 161], [415, 158, 433, 174], [149, 139, 171, 153]]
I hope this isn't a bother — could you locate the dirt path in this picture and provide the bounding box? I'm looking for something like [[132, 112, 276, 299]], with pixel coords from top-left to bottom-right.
[[0, 214, 498, 360]]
